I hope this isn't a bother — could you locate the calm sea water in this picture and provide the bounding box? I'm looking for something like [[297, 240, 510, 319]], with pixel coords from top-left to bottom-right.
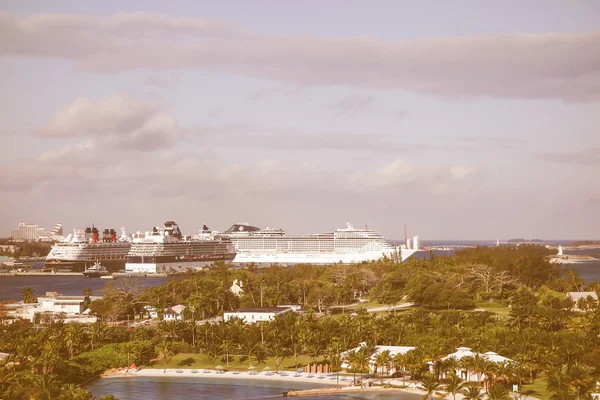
[[87, 377, 419, 400], [0, 263, 167, 301]]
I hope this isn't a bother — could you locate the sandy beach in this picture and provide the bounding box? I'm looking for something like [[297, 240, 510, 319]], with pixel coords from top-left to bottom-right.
[[103, 367, 353, 386], [100, 369, 528, 399]]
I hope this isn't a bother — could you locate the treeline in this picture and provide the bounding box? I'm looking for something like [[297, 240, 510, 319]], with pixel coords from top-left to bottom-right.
[[0, 241, 53, 257]]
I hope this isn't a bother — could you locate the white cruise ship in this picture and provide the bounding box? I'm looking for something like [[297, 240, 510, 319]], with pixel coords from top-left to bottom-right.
[[219, 223, 417, 265], [125, 221, 237, 274], [45, 227, 131, 272]]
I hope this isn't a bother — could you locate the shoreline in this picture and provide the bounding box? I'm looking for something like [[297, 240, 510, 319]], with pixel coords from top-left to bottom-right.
[[102, 367, 353, 387], [98, 369, 502, 399]]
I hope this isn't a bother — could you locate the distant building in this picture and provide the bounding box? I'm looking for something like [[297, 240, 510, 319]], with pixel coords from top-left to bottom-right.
[[10, 221, 40, 240], [224, 306, 292, 324], [3, 292, 101, 324], [163, 305, 186, 321], [0, 245, 16, 254], [567, 292, 599, 311], [0, 256, 15, 267], [143, 305, 159, 319]]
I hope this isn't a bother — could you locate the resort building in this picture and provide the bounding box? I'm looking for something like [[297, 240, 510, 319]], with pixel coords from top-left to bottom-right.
[[567, 291, 599, 311], [428, 347, 514, 382], [223, 306, 292, 324], [3, 292, 101, 324], [163, 305, 186, 321], [0, 256, 15, 267], [341, 343, 416, 375]]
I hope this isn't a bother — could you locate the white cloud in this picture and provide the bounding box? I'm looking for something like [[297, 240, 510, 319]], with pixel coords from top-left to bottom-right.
[[349, 158, 478, 194], [1, 11, 599, 101], [41, 96, 179, 151]]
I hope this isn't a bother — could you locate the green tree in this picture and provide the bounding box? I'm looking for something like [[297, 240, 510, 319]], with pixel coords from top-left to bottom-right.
[[155, 339, 174, 373], [21, 287, 35, 303]]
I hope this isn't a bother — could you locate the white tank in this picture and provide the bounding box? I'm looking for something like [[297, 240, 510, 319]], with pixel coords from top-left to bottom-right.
[[406, 238, 412, 250], [413, 235, 420, 250]]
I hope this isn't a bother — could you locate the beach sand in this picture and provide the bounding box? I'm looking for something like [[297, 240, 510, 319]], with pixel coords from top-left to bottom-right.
[[104, 367, 352, 386]]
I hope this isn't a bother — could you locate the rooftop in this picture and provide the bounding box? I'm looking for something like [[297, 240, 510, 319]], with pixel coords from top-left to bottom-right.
[[567, 291, 599, 301], [228, 307, 291, 313]]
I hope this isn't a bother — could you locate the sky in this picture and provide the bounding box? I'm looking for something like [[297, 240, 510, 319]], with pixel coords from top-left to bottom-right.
[[0, 0, 599, 240]]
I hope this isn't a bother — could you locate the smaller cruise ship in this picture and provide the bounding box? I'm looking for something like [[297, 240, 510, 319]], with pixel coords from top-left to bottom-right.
[[125, 221, 237, 274]]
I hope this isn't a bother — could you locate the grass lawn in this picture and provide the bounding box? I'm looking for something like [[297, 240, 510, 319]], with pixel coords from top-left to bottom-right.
[[521, 379, 551, 400], [148, 353, 316, 372], [476, 301, 511, 316]]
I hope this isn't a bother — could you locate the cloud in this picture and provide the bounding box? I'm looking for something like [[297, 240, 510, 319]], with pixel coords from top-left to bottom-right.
[[348, 158, 478, 195], [1, 11, 599, 101], [41, 95, 179, 151], [537, 147, 600, 166], [330, 94, 374, 115]]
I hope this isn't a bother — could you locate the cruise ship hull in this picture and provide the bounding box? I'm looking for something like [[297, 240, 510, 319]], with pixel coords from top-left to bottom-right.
[[126, 254, 236, 274], [232, 249, 417, 265], [44, 259, 126, 273]]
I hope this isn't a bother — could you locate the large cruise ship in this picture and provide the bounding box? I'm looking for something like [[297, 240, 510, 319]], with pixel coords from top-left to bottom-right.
[[125, 221, 237, 274], [45, 227, 132, 272], [218, 223, 417, 265]]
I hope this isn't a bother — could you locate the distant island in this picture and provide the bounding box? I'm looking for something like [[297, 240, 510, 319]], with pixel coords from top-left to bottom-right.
[[507, 238, 544, 243], [570, 240, 600, 247]]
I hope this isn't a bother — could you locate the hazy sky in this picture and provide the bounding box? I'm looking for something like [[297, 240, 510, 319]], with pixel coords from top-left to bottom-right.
[[1, 0, 599, 240]]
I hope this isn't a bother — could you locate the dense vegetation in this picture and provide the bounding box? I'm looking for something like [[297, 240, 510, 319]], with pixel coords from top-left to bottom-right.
[[0, 240, 52, 257], [1, 245, 599, 399]]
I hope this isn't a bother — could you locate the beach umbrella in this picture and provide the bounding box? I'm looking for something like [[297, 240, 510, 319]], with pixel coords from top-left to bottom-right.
[[215, 365, 224, 370], [247, 365, 256, 370], [263, 366, 271, 371]]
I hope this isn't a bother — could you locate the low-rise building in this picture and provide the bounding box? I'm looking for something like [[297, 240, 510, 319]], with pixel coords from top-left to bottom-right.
[[230, 279, 244, 297], [341, 342, 416, 374], [567, 291, 599, 311], [224, 306, 292, 324], [0, 256, 15, 267], [3, 292, 102, 324], [163, 304, 186, 321], [428, 347, 514, 382]]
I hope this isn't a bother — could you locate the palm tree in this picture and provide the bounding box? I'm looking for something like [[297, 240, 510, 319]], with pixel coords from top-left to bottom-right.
[[267, 341, 289, 373], [460, 382, 484, 400], [89, 321, 109, 350], [155, 339, 174, 373], [443, 372, 465, 400], [487, 383, 511, 399], [392, 352, 408, 384], [374, 350, 391, 382], [65, 323, 85, 358], [419, 373, 442, 400], [21, 287, 35, 303]]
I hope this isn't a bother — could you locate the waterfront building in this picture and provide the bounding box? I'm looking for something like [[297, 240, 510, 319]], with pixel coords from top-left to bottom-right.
[[0, 256, 15, 267], [340, 343, 416, 374], [427, 347, 514, 382], [223, 306, 292, 324]]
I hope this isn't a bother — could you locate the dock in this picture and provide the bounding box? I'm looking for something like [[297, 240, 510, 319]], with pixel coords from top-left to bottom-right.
[[1, 272, 84, 276]]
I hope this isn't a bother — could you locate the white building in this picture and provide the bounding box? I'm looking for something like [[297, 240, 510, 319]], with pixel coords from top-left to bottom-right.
[[428, 347, 514, 382], [143, 305, 159, 319], [230, 279, 244, 297], [163, 305, 186, 321], [10, 221, 42, 241], [341, 342, 416, 374], [567, 292, 599, 311], [0, 256, 15, 267], [38, 293, 102, 314], [224, 306, 292, 324]]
